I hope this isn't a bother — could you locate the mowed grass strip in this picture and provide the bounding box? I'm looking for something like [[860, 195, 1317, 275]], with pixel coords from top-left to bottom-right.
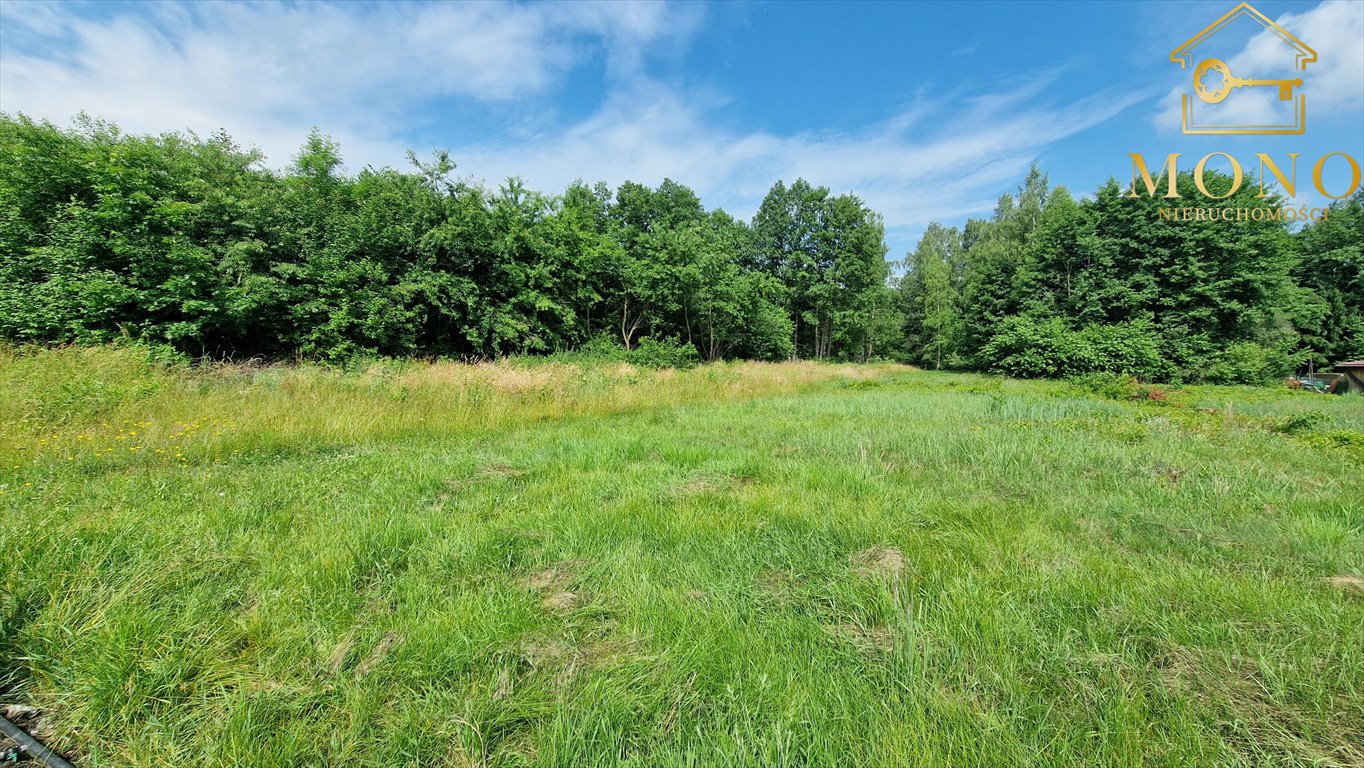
[[2, 347, 1362, 767]]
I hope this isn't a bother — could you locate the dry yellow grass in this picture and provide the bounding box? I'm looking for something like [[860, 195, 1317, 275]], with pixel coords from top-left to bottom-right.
[[0, 345, 909, 472]]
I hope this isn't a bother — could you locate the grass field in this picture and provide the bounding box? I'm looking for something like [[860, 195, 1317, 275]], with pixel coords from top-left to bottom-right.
[[2, 346, 1362, 767]]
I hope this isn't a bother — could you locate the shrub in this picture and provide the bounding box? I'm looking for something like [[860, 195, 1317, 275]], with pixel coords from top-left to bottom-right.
[[627, 337, 701, 369], [1204, 342, 1294, 385], [980, 317, 1094, 378], [984, 318, 1177, 381], [1070, 371, 1142, 400], [576, 334, 624, 360], [556, 334, 700, 369], [1078, 321, 1173, 381]]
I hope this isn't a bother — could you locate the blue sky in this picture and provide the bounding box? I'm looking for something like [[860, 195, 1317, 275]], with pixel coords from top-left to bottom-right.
[[1, 0, 1361, 259]]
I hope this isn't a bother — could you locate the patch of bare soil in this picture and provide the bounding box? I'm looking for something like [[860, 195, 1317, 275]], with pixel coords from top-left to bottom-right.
[[1, 704, 66, 766], [851, 546, 907, 579]]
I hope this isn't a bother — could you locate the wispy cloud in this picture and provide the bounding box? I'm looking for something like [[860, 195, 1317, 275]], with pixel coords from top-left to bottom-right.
[[456, 72, 1150, 252], [0, 0, 1147, 255], [0, 1, 689, 164]]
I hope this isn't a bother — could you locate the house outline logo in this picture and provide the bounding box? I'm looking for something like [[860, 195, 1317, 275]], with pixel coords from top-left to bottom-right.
[[1170, 2, 1316, 135]]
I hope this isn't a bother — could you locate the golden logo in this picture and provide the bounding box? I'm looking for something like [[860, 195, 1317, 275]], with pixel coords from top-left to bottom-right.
[[1171, 2, 1316, 135]]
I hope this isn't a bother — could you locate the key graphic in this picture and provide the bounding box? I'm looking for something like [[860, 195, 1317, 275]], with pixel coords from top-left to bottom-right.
[[1193, 58, 1302, 104]]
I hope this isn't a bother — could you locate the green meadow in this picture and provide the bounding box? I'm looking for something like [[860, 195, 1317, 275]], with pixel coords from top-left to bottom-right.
[[2, 346, 1362, 767]]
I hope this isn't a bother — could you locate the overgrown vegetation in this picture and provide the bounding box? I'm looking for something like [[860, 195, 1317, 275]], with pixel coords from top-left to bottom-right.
[[2, 346, 1361, 766], [4, 115, 1360, 382], [0, 115, 884, 364], [900, 166, 1364, 382]]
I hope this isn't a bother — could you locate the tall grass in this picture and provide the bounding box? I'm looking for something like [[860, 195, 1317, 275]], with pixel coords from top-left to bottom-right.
[[2, 346, 1361, 767], [0, 345, 888, 473]]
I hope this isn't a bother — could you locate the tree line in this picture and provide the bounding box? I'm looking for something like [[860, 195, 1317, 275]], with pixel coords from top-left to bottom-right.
[[0, 115, 888, 364], [899, 166, 1363, 383], [1, 115, 1360, 382]]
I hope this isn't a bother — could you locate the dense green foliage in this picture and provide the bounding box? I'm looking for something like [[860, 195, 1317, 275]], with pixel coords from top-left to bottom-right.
[[899, 166, 1364, 383], [0, 115, 886, 363], [2, 115, 1361, 381]]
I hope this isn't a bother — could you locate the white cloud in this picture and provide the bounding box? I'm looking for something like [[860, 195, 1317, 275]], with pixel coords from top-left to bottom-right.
[[0, 1, 684, 167], [455, 75, 1149, 253], [0, 0, 1147, 256]]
